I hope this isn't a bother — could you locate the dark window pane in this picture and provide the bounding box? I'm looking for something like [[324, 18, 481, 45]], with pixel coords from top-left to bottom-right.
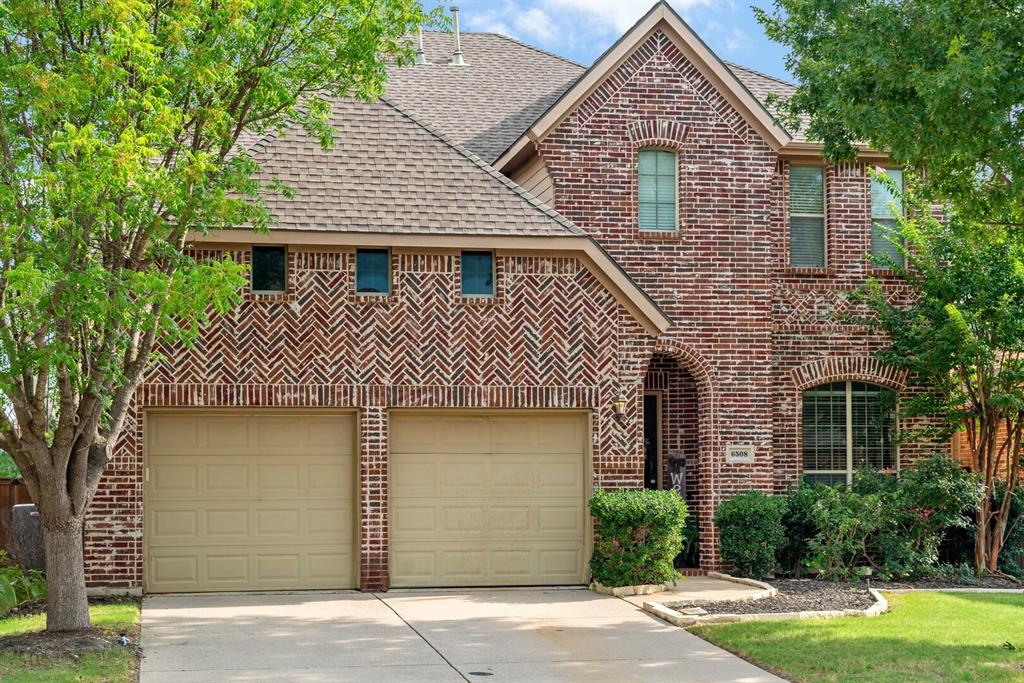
[[461, 251, 494, 296], [252, 246, 286, 292], [356, 249, 390, 294]]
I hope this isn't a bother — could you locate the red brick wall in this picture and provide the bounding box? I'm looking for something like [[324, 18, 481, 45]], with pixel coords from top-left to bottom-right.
[[84, 249, 652, 592], [535, 29, 946, 563], [539, 29, 777, 566]]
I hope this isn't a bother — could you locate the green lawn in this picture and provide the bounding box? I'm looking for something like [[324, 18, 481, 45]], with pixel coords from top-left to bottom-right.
[[692, 592, 1024, 683], [0, 602, 140, 683]]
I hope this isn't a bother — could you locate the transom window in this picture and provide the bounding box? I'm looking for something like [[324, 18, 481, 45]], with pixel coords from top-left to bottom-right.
[[871, 168, 905, 268], [789, 165, 825, 268], [638, 149, 678, 232], [251, 246, 286, 293], [802, 381, 897, 486], [461, 251, 494, 297], [355, 248, 390, 295]]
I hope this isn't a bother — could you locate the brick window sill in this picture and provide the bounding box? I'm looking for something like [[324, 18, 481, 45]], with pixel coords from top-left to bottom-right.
[[348, 294, 399, 305], [458, 296, 504, 306], [782, 267, 831, 277]]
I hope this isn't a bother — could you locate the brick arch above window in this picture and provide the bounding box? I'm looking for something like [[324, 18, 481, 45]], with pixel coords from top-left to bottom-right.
[[627, 119, 690, 150], [790, 356, 908, 393]]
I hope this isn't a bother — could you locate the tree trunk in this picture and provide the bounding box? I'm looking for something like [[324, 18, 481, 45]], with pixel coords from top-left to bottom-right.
[[974, 499, 989, 574], [43, 521, 90, 632]]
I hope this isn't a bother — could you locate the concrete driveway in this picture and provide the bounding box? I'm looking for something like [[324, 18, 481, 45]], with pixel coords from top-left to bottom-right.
[[140, 588, 784, 682]]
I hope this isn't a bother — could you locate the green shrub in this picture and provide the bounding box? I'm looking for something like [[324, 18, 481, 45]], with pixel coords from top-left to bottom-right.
[[589, 489, 687, 587], [807, 455, 982, 581], [779, 480, 821, 576], [872, 455, 982, 580], [677, 514, 700, 568], [715, 491, 786, 579], [0, 551, 45, 614], [807, 485, 884, 580]]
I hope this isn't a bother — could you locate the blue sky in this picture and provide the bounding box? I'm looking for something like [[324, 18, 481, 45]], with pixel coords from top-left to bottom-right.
[[439, 0, 791, 81]]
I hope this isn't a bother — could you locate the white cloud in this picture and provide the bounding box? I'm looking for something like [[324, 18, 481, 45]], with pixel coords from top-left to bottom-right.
[[456, 0, 752, 65], [543, 0, 712, 34]]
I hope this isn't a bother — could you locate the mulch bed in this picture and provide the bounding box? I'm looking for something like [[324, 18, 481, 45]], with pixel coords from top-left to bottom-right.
[[667, 579, 877, 615], [873, 575, 1022, 590]]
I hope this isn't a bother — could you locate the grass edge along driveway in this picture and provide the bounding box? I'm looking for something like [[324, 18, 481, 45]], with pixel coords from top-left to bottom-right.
[[691, 592, 1024, 683], [0, 602, 140, 683]]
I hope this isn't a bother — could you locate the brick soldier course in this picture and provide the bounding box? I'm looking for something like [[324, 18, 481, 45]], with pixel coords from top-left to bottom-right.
[[84, 2, 944, 593]]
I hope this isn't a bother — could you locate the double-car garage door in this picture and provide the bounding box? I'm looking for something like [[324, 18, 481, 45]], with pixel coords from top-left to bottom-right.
[[145, 410, 587, 592]]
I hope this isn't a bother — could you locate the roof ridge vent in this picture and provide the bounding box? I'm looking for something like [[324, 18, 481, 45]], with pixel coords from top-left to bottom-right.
[[450, 6, 466, 65]]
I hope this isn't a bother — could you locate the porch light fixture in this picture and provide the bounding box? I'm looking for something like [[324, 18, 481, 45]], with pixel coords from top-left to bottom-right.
[[612, 390, 628, 426]]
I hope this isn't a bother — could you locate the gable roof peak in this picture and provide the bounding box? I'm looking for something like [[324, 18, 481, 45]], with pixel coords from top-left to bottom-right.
[[493, 0, 793, 171]]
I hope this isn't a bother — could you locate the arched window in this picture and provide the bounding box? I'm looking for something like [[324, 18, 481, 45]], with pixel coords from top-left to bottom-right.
[[802, 381, 897, 486], [638, 149, 677, 232]]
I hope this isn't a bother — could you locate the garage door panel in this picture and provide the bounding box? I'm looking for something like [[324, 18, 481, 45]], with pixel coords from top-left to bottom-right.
[[146, 412, 356, 593], [391, 412, 587, 588]]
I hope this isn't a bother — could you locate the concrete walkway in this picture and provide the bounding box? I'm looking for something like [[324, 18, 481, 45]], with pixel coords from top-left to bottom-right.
[[140, 587, 784, 682]]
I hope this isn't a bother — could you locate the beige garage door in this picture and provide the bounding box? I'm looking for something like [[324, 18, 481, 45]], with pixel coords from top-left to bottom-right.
[[390, 411, 588, 587], [145, 412, 356, 593]]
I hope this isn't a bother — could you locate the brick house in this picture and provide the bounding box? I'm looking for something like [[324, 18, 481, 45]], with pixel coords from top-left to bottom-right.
[[85, 2, 939, 594]]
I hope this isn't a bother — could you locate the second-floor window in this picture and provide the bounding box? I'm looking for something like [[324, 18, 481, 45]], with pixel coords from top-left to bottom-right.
[[871, 168, 905, 268], [638, 149, 677, 232], [789, 165, 826, 268]]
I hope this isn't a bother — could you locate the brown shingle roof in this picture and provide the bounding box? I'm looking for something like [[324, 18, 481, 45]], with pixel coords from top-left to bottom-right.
[[243, 96, 584, 237], [383, 31, 808, 156], [724, 61, 807, 142], [384, 31, 585, 164]]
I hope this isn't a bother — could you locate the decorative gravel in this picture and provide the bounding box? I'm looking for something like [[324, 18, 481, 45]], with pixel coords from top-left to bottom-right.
[[666, 579, 877, 615]]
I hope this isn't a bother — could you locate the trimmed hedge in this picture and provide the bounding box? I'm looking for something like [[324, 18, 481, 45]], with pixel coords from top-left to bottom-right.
[[715, 490, 787, 579], [589, 489, 687, 587]]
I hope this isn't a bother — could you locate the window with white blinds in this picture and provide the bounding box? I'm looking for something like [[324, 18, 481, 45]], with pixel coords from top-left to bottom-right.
[[789, 165, 825, 267], [871, 168, 905, 267], [638, 149, 677, 231], [802, 381, 897, 486]]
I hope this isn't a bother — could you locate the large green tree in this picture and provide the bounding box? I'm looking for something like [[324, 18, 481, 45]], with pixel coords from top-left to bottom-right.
[[853, 191, 1024, 575], [758, 0, 1024, 575], [0, 0, 436, 631], [756, 0, 1024, 225]]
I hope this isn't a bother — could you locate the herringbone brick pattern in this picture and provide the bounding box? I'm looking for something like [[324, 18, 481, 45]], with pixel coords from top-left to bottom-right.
[[85, 249, 647, 591]]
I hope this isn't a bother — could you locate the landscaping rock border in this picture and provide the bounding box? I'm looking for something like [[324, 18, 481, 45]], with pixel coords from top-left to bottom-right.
[[590, 579, 678, 597], [642, 575, 887, 627]]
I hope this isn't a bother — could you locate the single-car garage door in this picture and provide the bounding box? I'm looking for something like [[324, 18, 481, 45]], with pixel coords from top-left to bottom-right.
[[145, 411, 356, 593], [390, 411, 588, 587]]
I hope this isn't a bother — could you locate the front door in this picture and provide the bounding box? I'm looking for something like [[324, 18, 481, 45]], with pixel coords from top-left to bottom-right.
[[643, 393, 661, 489]]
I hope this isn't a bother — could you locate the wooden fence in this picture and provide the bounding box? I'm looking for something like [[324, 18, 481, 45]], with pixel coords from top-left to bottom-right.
[[0, 478, 32, 555]]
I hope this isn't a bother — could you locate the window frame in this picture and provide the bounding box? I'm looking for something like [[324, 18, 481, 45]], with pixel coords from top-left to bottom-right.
[[788, 163, 827, 269], [802, 380, 899, 486], [250, 245, 288, 294], [870, 168, 906, 269], [460, 250, 495, 298], [637, 148, 679, 233], [354, 248, 392, 296]]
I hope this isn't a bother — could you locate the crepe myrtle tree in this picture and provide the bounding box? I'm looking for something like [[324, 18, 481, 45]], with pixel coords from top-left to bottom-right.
[[755, 0, 1024, 226], [851, 177, 1023, 576], [0, 0, 438, 631]]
